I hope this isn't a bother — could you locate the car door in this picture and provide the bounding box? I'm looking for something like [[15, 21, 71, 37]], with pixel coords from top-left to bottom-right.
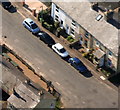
[[72, 61, 77, 69], [54, 46, 59, 55], [42, 35, 46, 42]]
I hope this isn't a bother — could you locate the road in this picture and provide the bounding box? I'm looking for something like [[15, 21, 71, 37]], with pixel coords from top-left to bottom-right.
[[1, 6, 118, 108]]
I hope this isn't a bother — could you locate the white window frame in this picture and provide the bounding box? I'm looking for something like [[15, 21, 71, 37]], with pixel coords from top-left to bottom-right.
[[71, 20, 76, 27], [56, 6, 59, 12], [70, 28, 75, 35], [108, 51, 113, 58], [85, 32, 89, 39]]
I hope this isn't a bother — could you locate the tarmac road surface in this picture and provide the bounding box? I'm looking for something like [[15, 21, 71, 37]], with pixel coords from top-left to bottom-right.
[[1, 6, 118, 108]]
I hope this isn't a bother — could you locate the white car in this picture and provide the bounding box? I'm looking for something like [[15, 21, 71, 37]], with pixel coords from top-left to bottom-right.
[[22, 18, 40, 34], [52, 43, 69, 58]]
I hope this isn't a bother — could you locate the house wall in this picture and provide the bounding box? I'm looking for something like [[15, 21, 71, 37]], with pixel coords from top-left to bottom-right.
[[79, 27, 92, 49], [51, 3, 80, 38], [106, 50, 118, 72], [92, 37, 117, 71]]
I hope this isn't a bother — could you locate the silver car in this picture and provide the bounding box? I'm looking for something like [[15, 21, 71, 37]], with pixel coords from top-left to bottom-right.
[[22, 18, 40, 34]]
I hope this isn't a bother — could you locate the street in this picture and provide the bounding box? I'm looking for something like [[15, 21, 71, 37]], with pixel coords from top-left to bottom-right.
[[1, 6, 118, 108]]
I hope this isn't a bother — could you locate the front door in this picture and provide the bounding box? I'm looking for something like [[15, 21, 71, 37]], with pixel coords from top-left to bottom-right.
[[66, 24, 69, 34]]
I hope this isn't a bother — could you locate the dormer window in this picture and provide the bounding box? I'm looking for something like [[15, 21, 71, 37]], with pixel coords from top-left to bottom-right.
[[96, 14, 103, 21], [96, 41, 100, 47], [108, 51, 113, 56], [85, 32, 89, 38]]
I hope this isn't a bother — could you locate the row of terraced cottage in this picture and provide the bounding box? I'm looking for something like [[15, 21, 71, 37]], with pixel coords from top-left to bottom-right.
[[50, 1, 119, 76]]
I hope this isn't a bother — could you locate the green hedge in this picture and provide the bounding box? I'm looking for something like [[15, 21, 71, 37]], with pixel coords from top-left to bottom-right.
[[66, 36, 75, 43], [42, 22, 53, 32]]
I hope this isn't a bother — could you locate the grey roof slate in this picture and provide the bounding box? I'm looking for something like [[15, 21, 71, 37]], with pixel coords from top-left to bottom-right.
[[7, 83, 40, 108], [53, 1, 119, 56]]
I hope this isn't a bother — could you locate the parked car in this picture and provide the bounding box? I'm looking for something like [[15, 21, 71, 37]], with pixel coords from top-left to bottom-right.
[[68, 57, 88, 73], [52, 43, 69, 58], [2, 1, 12, 9], [22, 18, 40, 34], [37, 32, 55, 46]]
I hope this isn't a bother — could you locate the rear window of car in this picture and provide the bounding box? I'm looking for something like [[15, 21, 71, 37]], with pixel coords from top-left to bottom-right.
[[31, 23, 38, 29], [60, 48, 66, 53]]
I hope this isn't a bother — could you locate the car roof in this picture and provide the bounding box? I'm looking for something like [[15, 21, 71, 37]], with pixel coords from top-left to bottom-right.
[[54, 43, 63, 50], [24, 18, 34, 24], [71, 57, 81, 63]]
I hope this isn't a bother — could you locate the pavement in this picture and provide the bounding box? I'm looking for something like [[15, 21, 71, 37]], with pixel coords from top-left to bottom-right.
[[25, 0, 47, 12], [1, 2, 119, 108]]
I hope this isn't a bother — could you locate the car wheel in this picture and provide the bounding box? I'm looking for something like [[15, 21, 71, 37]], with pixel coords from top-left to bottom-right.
[[39, 36, 41, 40]]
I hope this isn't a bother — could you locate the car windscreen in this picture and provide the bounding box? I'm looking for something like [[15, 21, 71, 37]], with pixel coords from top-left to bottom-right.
[[2, 2, 11, 6], [60, 48, 66, 53], [31, 23, 38, 29]]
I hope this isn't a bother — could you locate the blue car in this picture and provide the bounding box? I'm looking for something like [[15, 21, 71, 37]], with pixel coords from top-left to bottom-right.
[[68, 57, 88, 73]]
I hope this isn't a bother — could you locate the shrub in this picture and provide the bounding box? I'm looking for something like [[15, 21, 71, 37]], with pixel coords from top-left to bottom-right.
[[43, 22, 53, 32], [39, 18, 44, 23], [57, 27, 62, 32], [69, 38, 74, 43], [82, 52, 88, 58], [54, 21, 60, 29], [66, 36, 74, 43]]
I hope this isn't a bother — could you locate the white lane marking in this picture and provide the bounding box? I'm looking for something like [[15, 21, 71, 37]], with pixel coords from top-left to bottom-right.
[[82, 101, 86, 104], [56, 82, 60, 86], [73, 95, 78, 99], [49, 69, 55, 74], [17, 10, 26, 19], [14, 39, 19, 43], [67, 91, 72, 95]]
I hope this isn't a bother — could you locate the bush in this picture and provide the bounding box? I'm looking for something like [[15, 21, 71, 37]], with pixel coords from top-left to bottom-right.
[[54, 21, 60, 29], [82, 52, 88, 58], [67, 35, 72, 40], [55, 99, 63, 109], [57, 27, 62, 32], [66, 36, 75, 43], [39, 18, 44, 23], [69, 39, 74, 43], [42, 22, 53, 32]]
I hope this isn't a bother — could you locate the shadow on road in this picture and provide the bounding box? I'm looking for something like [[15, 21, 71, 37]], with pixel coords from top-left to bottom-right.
[[81, 71, 93, 78], [62, 55, 71, 62], [108, 73, 120, 87]]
